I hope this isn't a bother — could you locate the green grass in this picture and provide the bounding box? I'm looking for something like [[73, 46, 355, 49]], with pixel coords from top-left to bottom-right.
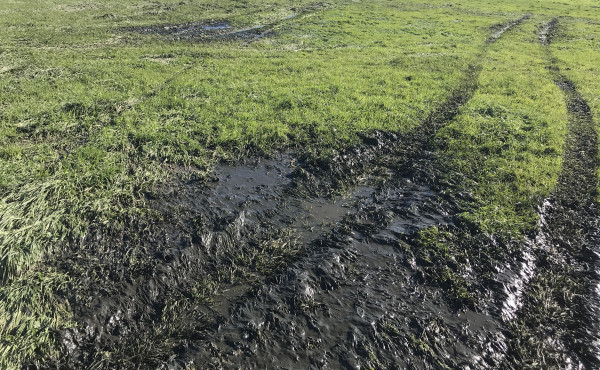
[[1, 0, 599, 367], [437, 15, 568, 237]]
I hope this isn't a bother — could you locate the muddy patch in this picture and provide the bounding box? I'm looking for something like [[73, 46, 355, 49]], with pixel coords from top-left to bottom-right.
[[181, 184, 477, 369], [123, 20, 234, 39], [158, 142, 465, 368], [123, 8, 309, 42], [46, 16, 540, 368], [487, 14, 531, 43], [53, 154, 382, 367], [538, 18, 558, 46]]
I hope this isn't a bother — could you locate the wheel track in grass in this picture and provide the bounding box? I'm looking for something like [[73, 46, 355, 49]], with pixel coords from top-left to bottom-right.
[[124, 2, 328, 43], [504, 18, 600, 368], [46, 14, 532, 369], [295, 14, 531, 196]]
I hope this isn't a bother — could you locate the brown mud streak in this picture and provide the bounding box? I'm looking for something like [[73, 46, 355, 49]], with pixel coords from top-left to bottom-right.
[[506, 18, 600, 368], [41, 15, 531, 369]]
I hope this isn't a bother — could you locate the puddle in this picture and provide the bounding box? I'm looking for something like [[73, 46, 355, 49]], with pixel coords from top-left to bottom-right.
[[124, 21, 232, 37], [216, 25, 269, 40], [493, 200, 551, 323], [201, 22, 232, 31], [497, 247, 536, 322]]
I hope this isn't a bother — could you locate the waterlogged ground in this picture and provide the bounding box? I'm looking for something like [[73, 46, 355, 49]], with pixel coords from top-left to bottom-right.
[[1, 0, 600, 369]]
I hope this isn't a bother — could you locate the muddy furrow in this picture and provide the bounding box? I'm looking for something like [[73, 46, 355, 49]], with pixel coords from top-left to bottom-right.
[[504, 19, 600, 368], [408, 13, 530, 176], [49, 15, 532, 369]]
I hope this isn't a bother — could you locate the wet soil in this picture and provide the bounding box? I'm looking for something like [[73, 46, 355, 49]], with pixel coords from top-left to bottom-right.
[[487, 14, 531, 44], [183, 181, 473, 369], [502, 19, 600, 368], [36, 14, 582, 369], [123, 3, 323, 42]]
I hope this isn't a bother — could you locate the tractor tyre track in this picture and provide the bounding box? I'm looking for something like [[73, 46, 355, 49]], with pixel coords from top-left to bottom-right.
[[505, 19, 600, 368], [295, 14, 531, 196]]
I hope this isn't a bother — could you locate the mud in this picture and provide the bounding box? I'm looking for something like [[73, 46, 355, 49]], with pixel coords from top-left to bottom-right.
[[124, 19, 277, 41], [487, 14, 531, 43], [502, 19, 600, 368], [164, 15, 532, 364], [123, 5, 313, 42], [182, 181, 474, 369], [124, 20, 233, 39], [538, 18, 558, 46], [52, 154, 383, 368], [38, 15, 557, 369]]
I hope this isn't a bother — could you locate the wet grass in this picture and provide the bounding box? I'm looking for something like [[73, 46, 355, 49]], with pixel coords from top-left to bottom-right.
[[1, 0, 600, 368]]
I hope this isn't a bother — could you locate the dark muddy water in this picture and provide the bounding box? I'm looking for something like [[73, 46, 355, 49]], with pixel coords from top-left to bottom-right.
[[178, 179, 503, 369], [58, 155, 386, 367]]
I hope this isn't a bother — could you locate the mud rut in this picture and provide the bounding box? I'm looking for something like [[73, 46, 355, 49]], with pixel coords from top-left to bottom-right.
[[502, 19, 600, 368], [124, 2, 326, 43], [42, 15, 599, 369]]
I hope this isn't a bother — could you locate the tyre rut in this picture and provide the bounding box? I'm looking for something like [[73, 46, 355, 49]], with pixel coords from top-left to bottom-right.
[[505, 18, 600, 368]]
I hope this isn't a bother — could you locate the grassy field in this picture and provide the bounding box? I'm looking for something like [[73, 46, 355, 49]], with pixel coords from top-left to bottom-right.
[[1, 0, 599, 368]]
